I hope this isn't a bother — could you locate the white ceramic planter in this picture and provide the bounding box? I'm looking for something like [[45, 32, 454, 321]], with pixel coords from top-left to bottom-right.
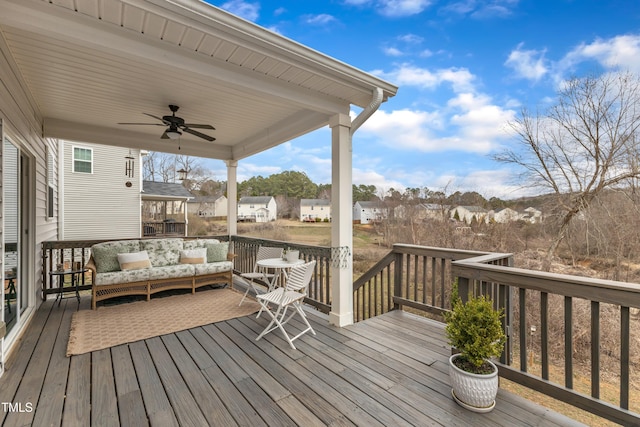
[[448, 354, 498, 413], [285, 250, 300, 262]]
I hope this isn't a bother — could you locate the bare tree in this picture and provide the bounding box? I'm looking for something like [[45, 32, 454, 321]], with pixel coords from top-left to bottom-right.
[[495, 72, 640, 269]]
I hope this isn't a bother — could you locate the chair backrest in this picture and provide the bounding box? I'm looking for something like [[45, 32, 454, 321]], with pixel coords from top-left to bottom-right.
[[285, 260, 316, 293], [255, 246, 284, 262]]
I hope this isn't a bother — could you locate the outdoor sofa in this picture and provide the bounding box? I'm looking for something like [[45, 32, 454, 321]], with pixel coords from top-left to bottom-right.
[[85, 237, 234, 309]]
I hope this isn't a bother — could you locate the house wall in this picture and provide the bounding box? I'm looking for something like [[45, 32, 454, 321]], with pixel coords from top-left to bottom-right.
[[62, 142, 141, 240], [238, 198, 276, 222], [301, 203, 331, 221], [0, 32, 58, 362]]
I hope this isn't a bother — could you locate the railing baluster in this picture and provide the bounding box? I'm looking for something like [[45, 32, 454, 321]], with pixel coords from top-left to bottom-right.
[[519, 288, 527, 372], [565, 296, 573, 389], [591, 300, 600, 399], [620, 306, 630, 410], [541, 292, 549, 380]]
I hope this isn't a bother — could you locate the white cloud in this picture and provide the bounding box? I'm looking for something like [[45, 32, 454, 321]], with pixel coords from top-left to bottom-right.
[[220, 0, 259, 21], [398, 34, 424, 44], [505, 43, 548, 81], [442, 0, 519, 19], [383, 46, 404, 56], [559, 34, 640, 74], [304, 14, 337, 25], [353, 168, 405, 192], [378, 0, 433, 17], [237, 162, 281, 181], [379, 63, 476, 92]]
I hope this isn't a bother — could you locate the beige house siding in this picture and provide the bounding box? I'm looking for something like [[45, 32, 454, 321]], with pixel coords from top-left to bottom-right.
[[0, 32, 58, 363], [62, 142, 141, 240]]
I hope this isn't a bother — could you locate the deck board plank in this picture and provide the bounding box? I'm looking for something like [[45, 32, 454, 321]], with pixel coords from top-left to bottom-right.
[[3, 299, 65, 427], [233, 316, 390, 427], [91, 349, 120, 426], [161, 333, 240, 427], [62, 353, 91, 426], [111, 345, 149, 427], [31, 299, 75, 427], [128, 340, 180, 427], [145, 336, 210, 427], [0, 295, 590, 427]]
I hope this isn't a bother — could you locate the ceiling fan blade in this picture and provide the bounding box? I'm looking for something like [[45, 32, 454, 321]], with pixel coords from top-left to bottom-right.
[[183, 127, 216, 141], [118, 122, 165, 126], [143, 113, 166, 122], [161, 131, 170, 139], [183, 123, 215, 130]]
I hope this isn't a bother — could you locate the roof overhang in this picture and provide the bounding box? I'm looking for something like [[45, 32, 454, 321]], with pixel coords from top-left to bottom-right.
[[0, 0, 397, 161]]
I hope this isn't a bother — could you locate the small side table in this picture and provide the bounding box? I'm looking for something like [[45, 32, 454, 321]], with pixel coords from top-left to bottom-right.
[[50, 268, 87, 305]]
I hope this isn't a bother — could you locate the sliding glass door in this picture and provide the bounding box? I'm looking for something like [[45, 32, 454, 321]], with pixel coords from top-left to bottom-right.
[[3, 135, 30, 336]]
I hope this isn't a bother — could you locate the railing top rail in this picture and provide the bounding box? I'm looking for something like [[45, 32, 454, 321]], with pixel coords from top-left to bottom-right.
[[392, 243, 494, 260], [231, 235, 331, 253], [453, 260, 640, 307]]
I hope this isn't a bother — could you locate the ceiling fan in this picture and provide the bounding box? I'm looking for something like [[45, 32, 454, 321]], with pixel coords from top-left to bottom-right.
[[118, 105, 216, 141]]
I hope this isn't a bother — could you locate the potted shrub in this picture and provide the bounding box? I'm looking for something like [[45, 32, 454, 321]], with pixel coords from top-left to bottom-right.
[[444, 284, 506, 413]]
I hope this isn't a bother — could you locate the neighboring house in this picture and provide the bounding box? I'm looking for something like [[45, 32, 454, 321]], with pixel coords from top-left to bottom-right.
[[523, 207, 543, 223], [142, 181, 194, 236], [300, 199, 331, 222], [451, 206, 488, 224], [419, 203, 451, 221], [354, 201, 387, 225], [61, 142, 143, 240], [238, 196, 277, 222], [491, 207, 520, 224], [188, 195, 228, 218]]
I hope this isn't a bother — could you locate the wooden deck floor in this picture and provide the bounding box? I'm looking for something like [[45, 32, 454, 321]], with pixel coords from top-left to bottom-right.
[[0, 294, 586, 427]]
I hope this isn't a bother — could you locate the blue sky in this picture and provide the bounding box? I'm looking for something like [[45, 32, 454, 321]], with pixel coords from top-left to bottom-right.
[[204, 0, 640, 199]]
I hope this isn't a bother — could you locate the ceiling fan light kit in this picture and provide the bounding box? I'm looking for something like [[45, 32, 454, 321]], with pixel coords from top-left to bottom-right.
[[166, 129, 182, 139], [118, 105, 215, 141]]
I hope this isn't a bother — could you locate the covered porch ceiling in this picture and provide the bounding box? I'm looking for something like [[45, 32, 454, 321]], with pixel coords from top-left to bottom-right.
[[0, 0, 397, 161]]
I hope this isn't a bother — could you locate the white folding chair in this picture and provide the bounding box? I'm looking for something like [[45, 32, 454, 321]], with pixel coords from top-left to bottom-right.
[[238, 246, 283, 306], [255, 260, 316, 350]]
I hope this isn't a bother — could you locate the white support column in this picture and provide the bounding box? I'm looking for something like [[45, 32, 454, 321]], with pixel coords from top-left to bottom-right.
[[226, 160, 238, 237], [329, 113, 353, 327]]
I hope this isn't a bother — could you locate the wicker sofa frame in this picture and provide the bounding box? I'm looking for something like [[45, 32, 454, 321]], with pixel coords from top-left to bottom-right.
[[85, 242, 234, 310]]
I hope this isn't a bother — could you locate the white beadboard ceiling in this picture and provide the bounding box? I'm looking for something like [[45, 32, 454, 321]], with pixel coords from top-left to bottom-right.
[[0, 0, 397, 160]]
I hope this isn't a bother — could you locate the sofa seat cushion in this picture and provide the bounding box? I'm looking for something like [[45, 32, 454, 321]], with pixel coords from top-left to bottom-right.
[[140, 238, 184, 267], [95, 269, 150, 286], [92, 240, 141, 273], [183, 238, 220, 250], [147, 264, 195, 281], [194, 261, 233, 276]]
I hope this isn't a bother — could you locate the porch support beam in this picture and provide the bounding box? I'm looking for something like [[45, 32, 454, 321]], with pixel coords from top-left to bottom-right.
[[329, 113, 353, 327], [226, 160, 238, 237]]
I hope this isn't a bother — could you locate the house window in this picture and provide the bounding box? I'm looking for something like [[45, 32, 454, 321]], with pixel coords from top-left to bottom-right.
[[73, 146, 93, 173], [46, 145, 54, 218]]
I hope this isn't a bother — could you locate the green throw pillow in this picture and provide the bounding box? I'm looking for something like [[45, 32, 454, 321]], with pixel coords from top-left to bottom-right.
[[206, 242, 229, 263], [92, 240, 140, 273]]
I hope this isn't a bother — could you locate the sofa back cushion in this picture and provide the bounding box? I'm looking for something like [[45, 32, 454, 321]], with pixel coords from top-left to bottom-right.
[[206, 241, 229, 263], [183, 238, 220, 250], [140, 238, 184, 267], [92, 240, 141, 273]]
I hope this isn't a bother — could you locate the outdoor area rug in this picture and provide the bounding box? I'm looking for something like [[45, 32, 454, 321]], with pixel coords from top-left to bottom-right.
[[67, 287, 261, 356]]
